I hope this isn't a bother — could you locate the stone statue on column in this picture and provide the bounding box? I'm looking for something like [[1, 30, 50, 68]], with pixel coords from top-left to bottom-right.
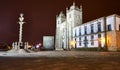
[[17, 13, 26, 49], [9, 13, 33, 53]]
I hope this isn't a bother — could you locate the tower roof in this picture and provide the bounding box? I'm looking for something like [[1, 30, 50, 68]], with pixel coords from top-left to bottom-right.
[[69, 2, 80, 11], [58, 12, 65, 18]]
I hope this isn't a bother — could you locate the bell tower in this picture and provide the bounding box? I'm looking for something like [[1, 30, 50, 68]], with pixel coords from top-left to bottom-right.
[[66, 2, 82, 49]]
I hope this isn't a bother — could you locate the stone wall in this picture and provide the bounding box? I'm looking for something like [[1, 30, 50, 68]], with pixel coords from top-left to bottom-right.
[[107, 31, 117, 51], [116, 31, 120, 51]]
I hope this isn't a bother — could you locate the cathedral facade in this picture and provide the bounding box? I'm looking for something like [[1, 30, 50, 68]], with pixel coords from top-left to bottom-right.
[[55, 2, 120, 51]]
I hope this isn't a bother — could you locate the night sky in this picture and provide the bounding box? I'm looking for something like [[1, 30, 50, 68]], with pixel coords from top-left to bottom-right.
[[0, 0, 120, 45]]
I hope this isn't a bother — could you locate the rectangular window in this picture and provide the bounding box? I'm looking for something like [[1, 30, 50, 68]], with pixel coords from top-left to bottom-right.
[[84, 26, 87, 34], [108, 24, 111, 31], [91, 35, 94, 45], [79, 37, 81, 46], [91, 41, 94, 45], [75, 38, 76, 41], [91, 35, 94, 39], [79, 28, 81, 36], [98, 23, 101, 32], [79, 42, 81, 46], [98, 34, 101, 38], [91, 24, 94, 33]]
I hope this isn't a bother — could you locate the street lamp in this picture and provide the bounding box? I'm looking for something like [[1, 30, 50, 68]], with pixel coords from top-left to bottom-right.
[[98, 37, 105, 44], [69, 40, 76, 49]]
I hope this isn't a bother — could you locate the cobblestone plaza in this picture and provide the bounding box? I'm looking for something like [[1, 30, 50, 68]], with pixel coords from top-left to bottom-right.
[[0, 51, 120, 70]]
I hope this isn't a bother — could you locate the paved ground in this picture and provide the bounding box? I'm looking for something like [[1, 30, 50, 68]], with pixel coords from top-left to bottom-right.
[[0, 51, 120, 70]]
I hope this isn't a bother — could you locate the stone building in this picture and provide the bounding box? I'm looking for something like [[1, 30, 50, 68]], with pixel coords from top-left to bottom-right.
[[55, 2, 120, 51], [43, 36, 54, 50]]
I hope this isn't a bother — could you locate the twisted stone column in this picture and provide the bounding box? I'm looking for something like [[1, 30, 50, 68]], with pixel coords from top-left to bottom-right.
[[18, 13, 25, 43]]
